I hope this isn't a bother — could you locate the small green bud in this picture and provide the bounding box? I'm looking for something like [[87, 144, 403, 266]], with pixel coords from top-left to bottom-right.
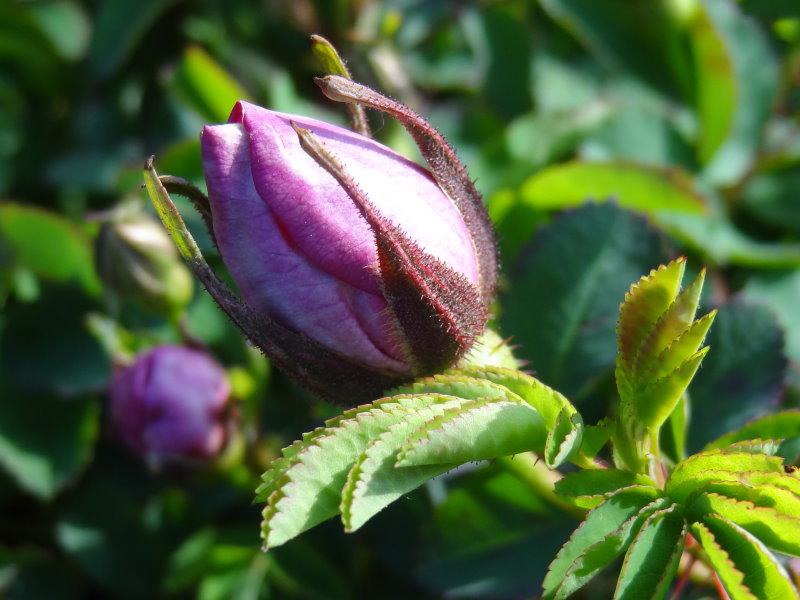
[[95, 205, 193, 314]]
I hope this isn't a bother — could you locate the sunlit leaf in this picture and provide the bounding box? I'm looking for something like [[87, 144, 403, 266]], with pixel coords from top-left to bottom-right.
[[613, 505, 685, 600]]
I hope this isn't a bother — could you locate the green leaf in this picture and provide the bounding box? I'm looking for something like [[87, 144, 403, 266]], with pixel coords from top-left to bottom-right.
[[0, 285, 111, 394], [340, 406, 456, 532], [742, 271, 800, 363], [538, 0, 692, 97], [542, 487, 665, 600], [693, 0, 779, 185], [544, 408, 583, 469], [614, 258, 714, 470], [691, 521, 756, 600], [613, 505, 686, 600], [689, 492, 800, 556], [707, 411, 800, 450], [261, 394, 465, 550], [555, 469, 656, 509], [666, 450, 786, 504], [395, 398, 547, 467], [172, 46, 250, 122], [700, 514, 798, 600], [500, 203, 669, 399], [657, 212, 800, 268], [519, 161, 706, 216], [89, 0, 177, 78], [580, 417, 614, 459], [0, 388, 99, 500], [452, 366, 577, 429], [617, 259, 688, 383], [688, 302, 788, 452], [0, 202, 99, 294]]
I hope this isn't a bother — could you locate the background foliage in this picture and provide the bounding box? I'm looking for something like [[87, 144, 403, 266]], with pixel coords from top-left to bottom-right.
[[1, 0, 799, 598]]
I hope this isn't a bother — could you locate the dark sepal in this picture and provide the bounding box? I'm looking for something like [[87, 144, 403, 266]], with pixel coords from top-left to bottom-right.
[[292, 125, 487, 375], [314, 75, 498, 304], [144, 157, 407, 405], [159, 175, 217, 246]]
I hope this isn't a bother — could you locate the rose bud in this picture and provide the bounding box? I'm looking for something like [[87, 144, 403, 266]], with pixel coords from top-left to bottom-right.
[[144, 74, 497, 404], [94, 206, 193, 314], [109, 345, 230, 466]]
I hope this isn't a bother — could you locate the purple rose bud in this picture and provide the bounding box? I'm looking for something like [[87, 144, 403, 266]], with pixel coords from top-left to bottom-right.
[[202, 102, 481, 373], [109, 345, 230, 465], [146, 76, 497, 404]]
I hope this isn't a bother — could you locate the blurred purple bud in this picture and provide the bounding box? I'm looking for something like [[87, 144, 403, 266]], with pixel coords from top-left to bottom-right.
[[109, 345, 230, 465]]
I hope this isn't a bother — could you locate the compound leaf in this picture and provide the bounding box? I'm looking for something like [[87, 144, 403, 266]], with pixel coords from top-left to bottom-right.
[[542, 487, 664, 600], [700, 514, 798, 600], [554, 469, 656, 509], [614, 505, 686, 600], [396, 398, 547, 467], [689, 492, 800, 556]]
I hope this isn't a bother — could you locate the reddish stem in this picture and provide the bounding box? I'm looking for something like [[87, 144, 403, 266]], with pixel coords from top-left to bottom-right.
[[669, 555, 696, 600], [712, 570, 731, 600]]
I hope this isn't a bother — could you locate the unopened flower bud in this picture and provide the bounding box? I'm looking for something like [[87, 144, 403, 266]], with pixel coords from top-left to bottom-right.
[[109, 345, 230, 465], [95, 208, 193, 314], [145, 74, 497, 404]]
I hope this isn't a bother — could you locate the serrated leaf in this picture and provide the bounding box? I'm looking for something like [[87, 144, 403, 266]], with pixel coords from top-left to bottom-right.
[[580, 417, 614, 459], [554, 470, 656, 509], [393, 373, 520, 404], [614, 505, 686, 600], [256, 394, 446, 501], [396, 398, 546, 468], [500, 203, 669, 399], [544, 408, 583, 468], [340, 412, 455, 533], [636, 346, 709, 431], [542, 487, 664, 600], [707, 411, 800, 451], [687, 302, 787, 452], [634, 269, 705, 378], [260, 394, 465, 550], [452, 366, 577, 428], [617, 258, 687, 381], [700, 514, 798, 600], [691, 521, 756, 600], [666, 450, 785, 503], [689, 492, 800, 556]]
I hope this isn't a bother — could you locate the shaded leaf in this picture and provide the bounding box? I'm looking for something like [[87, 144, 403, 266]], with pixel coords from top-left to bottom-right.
[[707, 411, 800, 450], [688, 302, 788, 452], [501, 203, 669, 399]]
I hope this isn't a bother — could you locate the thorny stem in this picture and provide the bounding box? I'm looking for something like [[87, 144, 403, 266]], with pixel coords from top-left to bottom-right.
[[498, 453, 585, 519]]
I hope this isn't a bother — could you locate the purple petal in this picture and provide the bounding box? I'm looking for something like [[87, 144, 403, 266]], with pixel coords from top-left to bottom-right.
[[202, 122, 407, 371]]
